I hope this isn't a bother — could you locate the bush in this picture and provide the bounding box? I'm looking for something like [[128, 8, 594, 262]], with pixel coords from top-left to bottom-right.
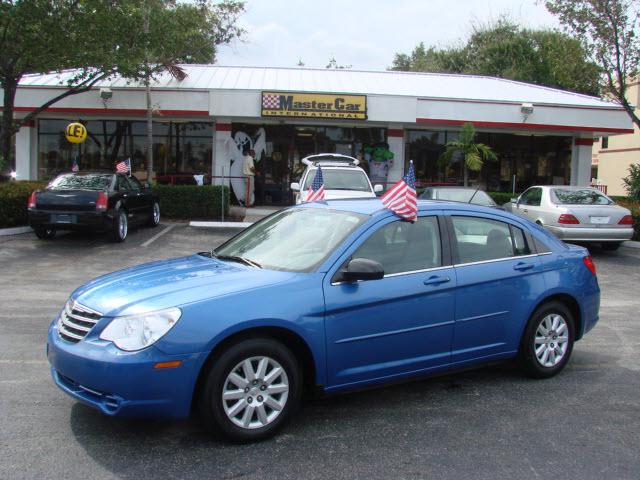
[[0, 181, 47, 228], [622, 163, 640, 200], [152, 184, 229, 220], [488, 191, 520, 205]]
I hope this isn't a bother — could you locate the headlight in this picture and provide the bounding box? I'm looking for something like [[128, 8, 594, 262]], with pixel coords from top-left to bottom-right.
[[99, 307, 181, 351]]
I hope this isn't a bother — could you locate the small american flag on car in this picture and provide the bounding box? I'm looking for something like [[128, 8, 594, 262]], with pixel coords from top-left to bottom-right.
[[305, 166, 325, 203], [116, 158, 131, 175], [381, 160, 417, 221]]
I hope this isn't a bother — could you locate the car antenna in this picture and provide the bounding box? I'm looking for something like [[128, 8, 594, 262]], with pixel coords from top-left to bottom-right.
[[468, 188, 480, 204]]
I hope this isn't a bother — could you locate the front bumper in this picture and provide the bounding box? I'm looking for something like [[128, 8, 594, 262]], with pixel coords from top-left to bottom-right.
[[546, 225, 634, 242], [29, 209, 114, 231], [47, 321, 206, 419]]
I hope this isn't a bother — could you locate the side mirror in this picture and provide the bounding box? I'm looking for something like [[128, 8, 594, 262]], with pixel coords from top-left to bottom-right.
[[510, 197, 518, 204], [373, 184, 383, 193], [290, 182, 300, 192], [341, 258, 384, 282]]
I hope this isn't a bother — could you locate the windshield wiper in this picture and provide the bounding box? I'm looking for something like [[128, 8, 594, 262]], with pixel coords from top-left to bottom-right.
[[212, 253, 262, 268]]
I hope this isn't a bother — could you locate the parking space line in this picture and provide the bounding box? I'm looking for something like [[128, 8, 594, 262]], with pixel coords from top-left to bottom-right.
[[141, 224, 176, 247]]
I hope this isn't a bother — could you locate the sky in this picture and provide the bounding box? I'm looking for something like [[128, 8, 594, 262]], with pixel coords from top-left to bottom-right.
[[216, 0, 561, 71]]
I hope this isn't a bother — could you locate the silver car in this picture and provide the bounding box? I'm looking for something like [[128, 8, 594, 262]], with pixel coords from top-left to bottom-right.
[[504, 186, 634, 250]]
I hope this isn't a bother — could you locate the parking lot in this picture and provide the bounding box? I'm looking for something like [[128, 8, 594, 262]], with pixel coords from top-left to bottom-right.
[[1, 224, 639, 480]]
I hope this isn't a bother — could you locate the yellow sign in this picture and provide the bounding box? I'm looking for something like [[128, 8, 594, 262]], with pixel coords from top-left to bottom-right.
[[261, 92, 367, 120], [65, 123, 87, 144]]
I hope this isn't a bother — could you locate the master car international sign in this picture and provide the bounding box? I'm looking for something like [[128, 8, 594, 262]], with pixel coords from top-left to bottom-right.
[[261, 92, 367, 120]]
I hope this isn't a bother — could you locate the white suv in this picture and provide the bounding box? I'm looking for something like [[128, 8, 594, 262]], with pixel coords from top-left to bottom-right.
[[291, 154, 383, 204]]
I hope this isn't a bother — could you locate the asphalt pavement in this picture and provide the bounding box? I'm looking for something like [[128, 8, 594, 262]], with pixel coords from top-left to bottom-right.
[[1, 224, 639, 480]]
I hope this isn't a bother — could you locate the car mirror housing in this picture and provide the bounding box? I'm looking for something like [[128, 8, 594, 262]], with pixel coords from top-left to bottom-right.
[[373, 184, 384, 194], [290, 182, 300, 192], [511, 197, 518, 204], [341, 258, 384, 282]]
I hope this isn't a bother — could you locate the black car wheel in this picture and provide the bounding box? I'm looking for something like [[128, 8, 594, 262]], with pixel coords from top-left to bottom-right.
[[199, 338, 302, 443], [148, 201, 160, 227], [601, 242, 621, 251], [112, 209, 128, 242], [519, 301, 575, 378], [34, 227, 56, 240]]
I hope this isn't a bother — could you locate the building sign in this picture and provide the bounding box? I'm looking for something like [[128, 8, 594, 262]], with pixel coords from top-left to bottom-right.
[[261, 92, 367, 120]]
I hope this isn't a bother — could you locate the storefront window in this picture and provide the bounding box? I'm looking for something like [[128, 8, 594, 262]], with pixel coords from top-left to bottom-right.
[[37, 119, 213, 181]]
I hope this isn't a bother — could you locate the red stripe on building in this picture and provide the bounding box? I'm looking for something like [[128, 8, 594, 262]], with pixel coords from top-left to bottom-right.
[[215, 123, 232, 132], [387, 129, 404, 138], [13, 106, 210, 117], [574, 138, 594, 146], [416, 117, 634, 134]]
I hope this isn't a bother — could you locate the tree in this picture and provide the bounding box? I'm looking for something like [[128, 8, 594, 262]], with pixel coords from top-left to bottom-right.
[[622, 163, 640, 200], [326, 56, 352, 69], [390, 19, 601, 96], [0, 0, 244, 174], [544, 0, 640, 129], [439, 123, 497, 186]]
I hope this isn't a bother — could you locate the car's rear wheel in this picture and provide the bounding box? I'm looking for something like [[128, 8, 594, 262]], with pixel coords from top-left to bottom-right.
[[519, 301, 574, 378], [34, 227, 56, 240], [111, 209, 128, 242], [601, 242, 621, 251], [148, 201, 160, 227], [199, 338, 302, 442]]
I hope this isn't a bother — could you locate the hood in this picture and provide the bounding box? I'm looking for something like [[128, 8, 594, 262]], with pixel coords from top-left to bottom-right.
[[324, 190, 376, 200], [71, 254, 295, 317]]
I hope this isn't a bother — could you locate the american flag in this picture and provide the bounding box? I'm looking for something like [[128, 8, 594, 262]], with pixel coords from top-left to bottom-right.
[[305, 166, 325, 202], [71, 159, 79, 172], [115, 158, 131, 175], [381, 160, 417, 221]]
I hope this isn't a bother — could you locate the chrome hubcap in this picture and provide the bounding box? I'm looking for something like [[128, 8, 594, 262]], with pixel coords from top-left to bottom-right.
[[153, 203, 160, 224], [119, 213, 127, 238], [534, 314, 569, 367], [222, 356, 289, 430]]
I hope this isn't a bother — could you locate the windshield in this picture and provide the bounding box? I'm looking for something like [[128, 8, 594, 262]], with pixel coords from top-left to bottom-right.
[[214, 208, 367, 272], [420, 188, 497, 206], [48, 174, 112, 191], [303, 169, 371, 192], [551, 188, 613, 205]]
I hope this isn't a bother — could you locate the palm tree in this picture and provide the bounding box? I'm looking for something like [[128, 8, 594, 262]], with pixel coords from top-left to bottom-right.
[[440, 123, 497, 186]]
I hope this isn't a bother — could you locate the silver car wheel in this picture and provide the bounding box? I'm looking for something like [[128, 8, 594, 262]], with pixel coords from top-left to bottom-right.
[[222, 356, 289, 430], [152, 203, 160, 224], [534, 313, 569, 367], [118, 211, 128, 239]]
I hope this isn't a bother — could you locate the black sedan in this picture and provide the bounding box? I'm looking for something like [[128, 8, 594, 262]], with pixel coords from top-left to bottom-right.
[[28, 172, 160, 242]]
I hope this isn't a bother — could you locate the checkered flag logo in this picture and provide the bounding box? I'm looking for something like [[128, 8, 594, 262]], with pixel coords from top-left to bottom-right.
[[262, 94, 280, 109]]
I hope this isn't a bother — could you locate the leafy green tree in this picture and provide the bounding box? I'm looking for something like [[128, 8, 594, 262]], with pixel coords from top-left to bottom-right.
[[0, 0, 244, 173], [622, 163, 640, 200], [544, 0, 640, 129], [439, 123, 497, 187], [390, 19, 601, 96]]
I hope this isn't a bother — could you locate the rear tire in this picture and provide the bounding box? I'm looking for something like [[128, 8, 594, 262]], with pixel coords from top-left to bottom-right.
[[199, 338, 302, 443], [111, 209, 128, 242], [34, 227, 55, 240], [518, 301, 575, 378], [148, 201, 160, 227], [601, 242, 621, 251]]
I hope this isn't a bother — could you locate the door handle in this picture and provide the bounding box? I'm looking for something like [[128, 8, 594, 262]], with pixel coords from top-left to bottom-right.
[[423, 275, 451, 286], [513, 262, 534, 271]]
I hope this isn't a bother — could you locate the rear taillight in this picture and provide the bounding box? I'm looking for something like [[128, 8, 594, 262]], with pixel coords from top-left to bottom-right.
[[96, 192, 108, 211], [619, 215, 633, 225], [583, 255, 597, 276], [558, 214, 580, 224], [27, 191, 36, 210]]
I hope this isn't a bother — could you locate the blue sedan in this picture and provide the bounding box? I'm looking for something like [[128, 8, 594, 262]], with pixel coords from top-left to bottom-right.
[[47, 198, 600, 442]]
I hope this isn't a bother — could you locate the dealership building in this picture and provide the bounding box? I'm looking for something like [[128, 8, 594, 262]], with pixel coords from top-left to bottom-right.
[[5, 65, 633, 205]]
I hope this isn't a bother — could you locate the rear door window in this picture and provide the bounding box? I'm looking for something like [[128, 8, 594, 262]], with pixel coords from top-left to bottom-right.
[[452, 216, 531, 263]]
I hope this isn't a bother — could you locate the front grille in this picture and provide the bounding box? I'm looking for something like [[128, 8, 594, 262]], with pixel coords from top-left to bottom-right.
[[57, 300, 102, 343]]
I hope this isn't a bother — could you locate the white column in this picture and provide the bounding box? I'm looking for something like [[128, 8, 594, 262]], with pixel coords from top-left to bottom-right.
[[386, 126, 405, 183], [570, 138, 593, 186], [212, 120, 232, 186], [15, 124, 34, 181]]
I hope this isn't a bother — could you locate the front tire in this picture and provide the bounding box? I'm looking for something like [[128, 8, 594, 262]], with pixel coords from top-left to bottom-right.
[[199, 338, 302, 442], [34, 227, 56, 240], [111, 209, 128, 242], [519, 301, 575, 378]]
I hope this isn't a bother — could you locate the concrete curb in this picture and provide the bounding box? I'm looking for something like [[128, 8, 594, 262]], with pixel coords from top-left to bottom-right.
[[622, 240, 640, 249], [190, 221, 253, 228], [0, 226, 32, 236]]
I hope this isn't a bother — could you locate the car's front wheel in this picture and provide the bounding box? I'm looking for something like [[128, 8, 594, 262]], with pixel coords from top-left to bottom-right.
[[519, 301, 575, 378], [199, 338, 302, 442], [34, 226, 56, 240]]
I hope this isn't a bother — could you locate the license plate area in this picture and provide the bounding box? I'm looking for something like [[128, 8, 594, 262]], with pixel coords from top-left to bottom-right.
[[590, 216, 609, 224], [51, 214, 76, 224]]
